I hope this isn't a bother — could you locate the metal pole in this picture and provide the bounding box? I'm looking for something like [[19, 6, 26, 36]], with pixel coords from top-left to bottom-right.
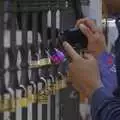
[[8, 1, 18, 119], [89, 0, 102, 27]]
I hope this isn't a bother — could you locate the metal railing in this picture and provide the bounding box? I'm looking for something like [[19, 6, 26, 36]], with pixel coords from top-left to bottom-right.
[[0, 0, 90, 120]]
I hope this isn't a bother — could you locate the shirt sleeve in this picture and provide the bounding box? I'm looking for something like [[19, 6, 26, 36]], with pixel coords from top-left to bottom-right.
[[97, 51, 117, 95], [91, 87, 120, 120]]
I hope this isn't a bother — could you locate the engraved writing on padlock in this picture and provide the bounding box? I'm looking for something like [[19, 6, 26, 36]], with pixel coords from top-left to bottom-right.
[[37, 82, 48, 104], [38, 90, 48, 104]]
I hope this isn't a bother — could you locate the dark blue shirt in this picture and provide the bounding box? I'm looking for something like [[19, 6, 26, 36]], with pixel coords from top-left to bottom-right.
[[91, 52, 119, 120], [91, 87, 120, 120]]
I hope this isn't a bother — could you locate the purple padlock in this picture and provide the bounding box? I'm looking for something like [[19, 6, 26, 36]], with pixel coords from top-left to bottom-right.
[[50, 49, 65, 64], [46, 48, 65, 64]]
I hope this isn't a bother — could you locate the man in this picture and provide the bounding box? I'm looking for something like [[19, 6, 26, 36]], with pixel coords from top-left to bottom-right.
[[63, 18, 119, 120]]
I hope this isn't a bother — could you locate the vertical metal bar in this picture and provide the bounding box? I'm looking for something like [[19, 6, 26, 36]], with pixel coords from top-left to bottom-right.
[[42, 11, 48, 50], [41, 10, 48, 120], [46, 9, 51, 120], [0, 1, 5, 120], [31, 12, 38, 120], [30, 12, 42, 120], [50, 8, 57, 120], [30, 67, 38, 120], [20, 11, 29, 120], [8, 1, 18, 120], [16, 51, 22, 120], [55, 8, 61, 120], [71, 0, 83, 19], [58, 10, 63, 120], [51, 10, 56, 47], [59, 9, 64, 32], [50, 76, 56, 120]]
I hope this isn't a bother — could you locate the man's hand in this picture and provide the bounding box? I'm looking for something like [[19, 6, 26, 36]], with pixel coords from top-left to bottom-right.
[[63, 41, 102, 97], [75, 18, 106, 57]]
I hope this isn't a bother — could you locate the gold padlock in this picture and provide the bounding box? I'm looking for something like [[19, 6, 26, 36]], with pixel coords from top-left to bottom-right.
[[18, 97, 28, 107], [0, 96, 3, 112], [3, 93, 11, 111], [10, 97, 16, 112], [38, 90, 48, 104], [29, 58, 51, 68], [27, 85, 36, 104], [16, 89, 28, 108]]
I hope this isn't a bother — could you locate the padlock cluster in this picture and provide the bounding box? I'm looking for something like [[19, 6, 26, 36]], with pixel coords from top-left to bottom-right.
[[0, 74, 67, 112], [0, 0, 85, 120]]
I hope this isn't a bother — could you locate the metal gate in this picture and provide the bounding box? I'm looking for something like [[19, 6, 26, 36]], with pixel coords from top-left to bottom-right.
[[0, 0, 90, 120]]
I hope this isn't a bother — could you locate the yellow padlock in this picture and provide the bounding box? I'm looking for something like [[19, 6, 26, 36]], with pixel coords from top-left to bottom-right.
[[3, 93, 11, 112], [38, 90, 48, 104], [10, 98, 16, 112], [61, 79, 67, 89], [29, 58, 51, 68], [18, 97, 28, 108], [0, 96, 3, 112], [27, 85, 37, 104], [53, 83, 57, 94], [55, 80, 59, 91], [50, 83, 56, 95], [47, 81, 52, 95]]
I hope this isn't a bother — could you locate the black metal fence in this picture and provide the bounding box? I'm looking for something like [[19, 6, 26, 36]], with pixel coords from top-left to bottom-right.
[[0, 0, 90, 120]]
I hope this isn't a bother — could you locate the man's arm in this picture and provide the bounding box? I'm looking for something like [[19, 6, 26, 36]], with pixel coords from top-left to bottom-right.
[[97, 51, 117, 94], [91, 87, 120, 120]]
